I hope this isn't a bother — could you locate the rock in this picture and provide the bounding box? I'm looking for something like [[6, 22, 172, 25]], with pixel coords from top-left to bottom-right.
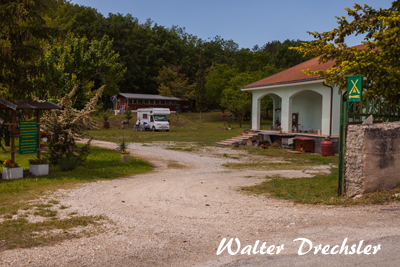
[[362, 115, 374, 125], [353, 194, 363, 200]]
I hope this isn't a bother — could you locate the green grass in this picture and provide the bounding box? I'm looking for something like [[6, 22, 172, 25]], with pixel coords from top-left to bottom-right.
[[0, 215, 105, 251], [0, 145, 152, 251], [89, 112, 272, 146], [0, 146, 152, 215], [242, 168, 400, 205]]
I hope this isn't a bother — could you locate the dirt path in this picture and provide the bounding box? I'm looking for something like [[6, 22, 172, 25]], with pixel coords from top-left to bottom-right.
[[1, 140, 399, 266]]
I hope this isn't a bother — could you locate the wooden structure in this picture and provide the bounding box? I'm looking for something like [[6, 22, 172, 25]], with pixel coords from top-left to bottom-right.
[[295, 137, 314, 153], [0, 99, 62, 164], [115, 93, 180, 112]]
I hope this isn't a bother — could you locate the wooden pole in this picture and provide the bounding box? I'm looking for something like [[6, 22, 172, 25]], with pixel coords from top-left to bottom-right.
[[11, 110, 15, 164], [37, 110, 41, 161]]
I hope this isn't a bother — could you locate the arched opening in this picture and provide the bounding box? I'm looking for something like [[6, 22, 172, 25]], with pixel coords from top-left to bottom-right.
[[259, 93, 282, 130], [290, 90, 322, 132]]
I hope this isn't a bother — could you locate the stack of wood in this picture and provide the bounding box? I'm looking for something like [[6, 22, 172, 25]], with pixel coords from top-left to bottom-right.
[[271, 139, 282, 149]]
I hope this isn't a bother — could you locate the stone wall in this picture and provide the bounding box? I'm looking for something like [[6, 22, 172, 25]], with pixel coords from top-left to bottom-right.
[[344, 121, 400, 197]]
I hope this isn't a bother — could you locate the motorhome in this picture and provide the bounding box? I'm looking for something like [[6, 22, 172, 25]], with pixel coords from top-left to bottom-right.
[[136, 108, 170, 131]]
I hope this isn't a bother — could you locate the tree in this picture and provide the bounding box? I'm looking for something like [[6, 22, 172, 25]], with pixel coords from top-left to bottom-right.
[[221, 66, 281, 127], [0, 0, 56, 100], [293, 2, 400, 106], [196, 49, 206, 121], [156, 66, 195, 98], [36, 32, 125, 109], [205, 64, 237, 111], [125, 106, 133, 124], [42, 85, 105, 166]]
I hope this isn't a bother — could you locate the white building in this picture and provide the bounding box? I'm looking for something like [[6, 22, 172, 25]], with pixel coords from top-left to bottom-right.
[[241, 54, 342, 137]]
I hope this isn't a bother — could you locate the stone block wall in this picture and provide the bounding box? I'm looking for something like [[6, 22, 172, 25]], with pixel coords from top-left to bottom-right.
[[344, 121, 400, 197]]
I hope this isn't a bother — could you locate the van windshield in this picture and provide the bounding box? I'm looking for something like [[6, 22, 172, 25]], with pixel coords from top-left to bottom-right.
[[154, 115, 168, 121]]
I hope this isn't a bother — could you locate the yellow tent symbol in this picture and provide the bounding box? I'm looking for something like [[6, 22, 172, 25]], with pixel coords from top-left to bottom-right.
[[350, 79, 360, 94]]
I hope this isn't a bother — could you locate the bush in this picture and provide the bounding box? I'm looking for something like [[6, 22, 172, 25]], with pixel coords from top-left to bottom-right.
[[29, 157, 48, 165], [59, 156, 79, 172]]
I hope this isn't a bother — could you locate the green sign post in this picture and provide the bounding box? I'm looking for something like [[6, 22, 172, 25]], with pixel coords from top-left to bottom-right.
[[19, 121, 37, 154], [347, 75, 363, 102]]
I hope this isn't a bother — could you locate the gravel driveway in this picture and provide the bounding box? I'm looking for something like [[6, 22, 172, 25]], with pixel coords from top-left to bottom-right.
[[1, 140, 399, 266]]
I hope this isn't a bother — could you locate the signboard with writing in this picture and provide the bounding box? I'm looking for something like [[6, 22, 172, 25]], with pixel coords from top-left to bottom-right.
[[347, 75, 363, 102], [19, 121, 37, 154]]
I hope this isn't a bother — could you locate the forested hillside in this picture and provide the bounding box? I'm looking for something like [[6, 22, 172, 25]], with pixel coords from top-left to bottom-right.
[[1, 0, 313, 112]]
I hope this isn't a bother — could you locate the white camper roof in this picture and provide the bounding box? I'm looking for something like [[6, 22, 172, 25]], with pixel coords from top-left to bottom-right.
[[137, 108, 170, 115]]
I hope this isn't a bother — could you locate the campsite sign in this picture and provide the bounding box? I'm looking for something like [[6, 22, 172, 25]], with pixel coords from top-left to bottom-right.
[[19, 121, 37, 154], [347, 75, 362, 102]]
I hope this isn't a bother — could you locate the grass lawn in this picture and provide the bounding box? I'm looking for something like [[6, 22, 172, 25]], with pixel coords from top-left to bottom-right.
[[0, 146, 152, 251], [88, 112, 272, 146]]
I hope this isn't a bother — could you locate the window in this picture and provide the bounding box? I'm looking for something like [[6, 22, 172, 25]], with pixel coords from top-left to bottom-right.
[[133, 99, 137, 104], [155, 100, 159, 104], [138, 100, 142, 104], [143, 114, 148, 119]]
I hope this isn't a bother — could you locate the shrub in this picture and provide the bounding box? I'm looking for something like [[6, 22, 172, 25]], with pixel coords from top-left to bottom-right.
[[42, 86, 104, 165], [59, 156, 79, 172], [29, 157, 48, 165]]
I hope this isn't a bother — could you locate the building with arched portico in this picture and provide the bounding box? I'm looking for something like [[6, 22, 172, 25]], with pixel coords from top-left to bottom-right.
[[241, 54, 343, 153]]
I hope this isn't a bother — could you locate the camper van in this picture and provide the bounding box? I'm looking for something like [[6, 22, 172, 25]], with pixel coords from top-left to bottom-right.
[[136, 108, 170, 131]]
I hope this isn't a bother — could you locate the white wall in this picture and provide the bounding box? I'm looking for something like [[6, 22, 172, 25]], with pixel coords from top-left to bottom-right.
[[291, 90, 322, 132], [250, 81, 341, 136]]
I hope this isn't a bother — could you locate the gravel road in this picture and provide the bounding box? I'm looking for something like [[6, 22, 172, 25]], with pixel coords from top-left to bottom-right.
[[1, 140, 399, 266]]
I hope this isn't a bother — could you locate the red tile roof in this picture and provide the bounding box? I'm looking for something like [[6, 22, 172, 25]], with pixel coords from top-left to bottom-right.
[[242, 44, 366, 90]]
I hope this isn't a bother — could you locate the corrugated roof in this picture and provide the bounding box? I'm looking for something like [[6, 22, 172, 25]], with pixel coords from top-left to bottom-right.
[[119, 93, 180, 101], [242, 44, 366, 90], [0, 99, 62, 110]]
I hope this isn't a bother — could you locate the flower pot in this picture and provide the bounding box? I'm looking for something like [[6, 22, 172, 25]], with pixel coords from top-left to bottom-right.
[[121, 153, 130, 163], [2, 167, 23, 180], [40, 143, 47, 148], [30, 164, 49, 176], [41, 137, 48, 142]]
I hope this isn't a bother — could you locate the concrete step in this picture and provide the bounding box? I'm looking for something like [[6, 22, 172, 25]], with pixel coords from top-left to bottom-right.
[[215, 141, 236, 146], [232, 136, 249, 140]]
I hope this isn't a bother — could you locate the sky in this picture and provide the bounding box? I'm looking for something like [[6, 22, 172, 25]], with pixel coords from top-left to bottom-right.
[[70, 0, 394, 49]]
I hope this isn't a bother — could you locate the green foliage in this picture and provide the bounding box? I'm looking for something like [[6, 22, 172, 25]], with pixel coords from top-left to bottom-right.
[[221, 66, 281, 126], [36, 32, 125, 109], [205, 64, 237, 111], [29, 157, 48, 165], [116, 136, 129, 152], [0, 0, 56, 100], [124, 106, 133, 122], [102, 112, 110, 122], [293, 2, 400, 106], [195, 49, 207, 114], [59, 156, 78, 172], [156, 66, 195, 98], [42, 85, 104, 165]]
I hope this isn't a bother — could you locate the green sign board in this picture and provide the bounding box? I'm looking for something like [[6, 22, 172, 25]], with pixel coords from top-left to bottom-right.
[[19, 121, 37, 154], [348, 75, 363, 102]]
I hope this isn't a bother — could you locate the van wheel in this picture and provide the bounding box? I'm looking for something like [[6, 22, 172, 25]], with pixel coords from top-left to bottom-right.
[[166, 129, 169, 132], [152, 126, 156, 132]]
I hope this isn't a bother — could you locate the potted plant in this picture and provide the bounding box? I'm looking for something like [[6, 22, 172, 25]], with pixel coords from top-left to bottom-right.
[[29, 157, 49, 176], [2, 160, 23, 180], [41, 132, 49, 142], [102, 112, 110, 129], [117, 137, 130, 163]]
